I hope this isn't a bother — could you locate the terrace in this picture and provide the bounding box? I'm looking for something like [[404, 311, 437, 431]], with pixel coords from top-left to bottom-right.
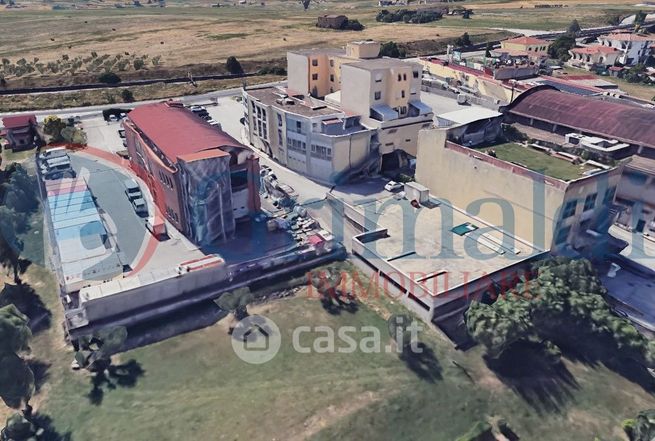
[[476, 142, 599, 182]]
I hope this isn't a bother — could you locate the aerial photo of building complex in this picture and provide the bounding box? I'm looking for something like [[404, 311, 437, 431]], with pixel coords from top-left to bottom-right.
[[3, 1, 655, 440]]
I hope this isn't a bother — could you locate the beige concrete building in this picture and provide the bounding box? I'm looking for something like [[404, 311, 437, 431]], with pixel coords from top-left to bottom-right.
[[616, 155, 655, 234], [415, 128, 623, 252], [500, 36, 550, 55], [244, 41, 433, 183]]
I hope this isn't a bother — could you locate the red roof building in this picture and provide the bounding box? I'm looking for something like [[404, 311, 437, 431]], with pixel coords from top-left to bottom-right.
[[124, 101, 260, 245], [1, 114, 39, 150], [505, 86, 655, 153]]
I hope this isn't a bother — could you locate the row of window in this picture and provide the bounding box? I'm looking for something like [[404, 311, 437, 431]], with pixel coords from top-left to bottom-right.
[[310, 144, 332, 160], [561, 187, 617, 219], [158, 170, 174, 190], [288, 138, 307, 153]]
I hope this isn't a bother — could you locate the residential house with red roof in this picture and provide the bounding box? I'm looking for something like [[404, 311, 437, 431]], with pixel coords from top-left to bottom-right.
[[123, 101, 260, 245], [597, 32, 655, 65], [1, 114, 39, 150], [568, 45, 621, 70], [500, 36, 550, 55]]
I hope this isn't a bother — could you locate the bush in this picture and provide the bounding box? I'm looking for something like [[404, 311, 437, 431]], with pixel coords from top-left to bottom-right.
[[257, 66, 286, 76], [379, 41, 406, 58], [97, 71, 121, 84], [455, 32, 472, 47], [622, 418, 636, 440], [341, 19, 364, 31], [375, 8, 441, 24], [121, 89, 135, 103], [226, 56, 243, 75]]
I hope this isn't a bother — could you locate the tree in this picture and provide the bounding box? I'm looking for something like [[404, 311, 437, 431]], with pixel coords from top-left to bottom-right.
[[97, 71, 121, 84], [379, 41, 406, 58], [567, 19, 581, 35], [225, 56, 243, 75], [216, 287, 253, 321], [310, 268, 343, 301], [466, 257, 654, 367], [0, 305, 33, 412], [74, 326, 128, 372], [42, 115, 66, 141], [548, 35, 576, 61], [455, 32, 472, 47], [635, 10, 647, 26], [485, 42, 493, 58], [120, 89, 134, 103], [0, 207, 24, 285], [133, 58, 145, 70], [623, 410, 655, 441]]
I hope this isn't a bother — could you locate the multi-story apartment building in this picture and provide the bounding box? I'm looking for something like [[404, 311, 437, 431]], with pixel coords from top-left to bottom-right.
[[415, 128, 623, 253], [124, 101, 261, 246], [597, 33, 655, 66], [243, 41, 433, 184]]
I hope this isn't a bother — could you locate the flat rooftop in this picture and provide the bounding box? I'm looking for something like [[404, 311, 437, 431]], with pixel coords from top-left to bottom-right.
[[353, 197, 544, 298], [345, 57, 419, 71], [476, 142, 600, 181], [246, 87, 343, 118]]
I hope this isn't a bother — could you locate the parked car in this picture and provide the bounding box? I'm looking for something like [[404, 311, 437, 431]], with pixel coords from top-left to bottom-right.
[[131, 198, 148, 216], [124, 179, 142, 202], [384, 180, 403, 192], [108, 115, 118, 122], [38, 147, 68, 164]]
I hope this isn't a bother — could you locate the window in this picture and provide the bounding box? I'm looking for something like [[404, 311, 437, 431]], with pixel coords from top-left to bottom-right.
[[310, 144, 332, 160], [374, 91, 381, 100], [312, 59, 318, 67], [403, 73, 407, 81], [375, 73, 382, 83], [329, 59, 334, 67], [295, 121, 302, 133], [397, 74, 402, 81], [604, 186, 616, 204], [562, 199, 577, 218], [330, 74, 334, 82], [555, 225, 571, 245], [401, 90, 405, 98], [583, 193, 597, 211], [277, 114, 282, 127], [278, 130, 283, 145], [413, 70, 419, 79], [311, 73, 318, 81]]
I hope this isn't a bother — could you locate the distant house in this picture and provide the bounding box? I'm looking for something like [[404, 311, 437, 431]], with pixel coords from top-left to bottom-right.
[[568, 45, 621, 70], [1, 114, 39, 151], [597, 33, 655, 66], [317, 14, 348, 30], [500, 36, 550, 55]]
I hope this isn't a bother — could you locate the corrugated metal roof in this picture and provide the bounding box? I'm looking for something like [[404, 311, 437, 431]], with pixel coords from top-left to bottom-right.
[[127, 102, 236, 163], [507, 87, 655, 149]]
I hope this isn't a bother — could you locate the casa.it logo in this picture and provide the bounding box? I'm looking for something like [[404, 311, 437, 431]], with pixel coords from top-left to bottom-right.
[[231, 315, 282, 365]]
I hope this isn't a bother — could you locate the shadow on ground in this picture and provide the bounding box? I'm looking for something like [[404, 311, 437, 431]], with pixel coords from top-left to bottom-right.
[[28, 359, 51, 394], [319, 292, 359, 315], [399, 342, 442, 383], [87, 359, 145, 406], [485, 341, 580, 414], [30, 413, 73, 441], [556, 334, 655, 394]]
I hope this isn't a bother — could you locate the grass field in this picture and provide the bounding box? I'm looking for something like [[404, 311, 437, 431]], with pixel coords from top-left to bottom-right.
[[1, 254, 654, 440], [486, 142, 591, 181], [0, 0, 646, 89], [0, 74, 284, 111]]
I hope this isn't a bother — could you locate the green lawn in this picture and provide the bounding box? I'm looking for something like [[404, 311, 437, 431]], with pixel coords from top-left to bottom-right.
[[6, 264, 649, 441], [487, 142, 589, 181]]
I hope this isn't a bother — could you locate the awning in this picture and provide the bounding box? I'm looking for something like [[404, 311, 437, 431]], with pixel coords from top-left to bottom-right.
[[370, 104, 398, 121], [409, 100, 433, 115]]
